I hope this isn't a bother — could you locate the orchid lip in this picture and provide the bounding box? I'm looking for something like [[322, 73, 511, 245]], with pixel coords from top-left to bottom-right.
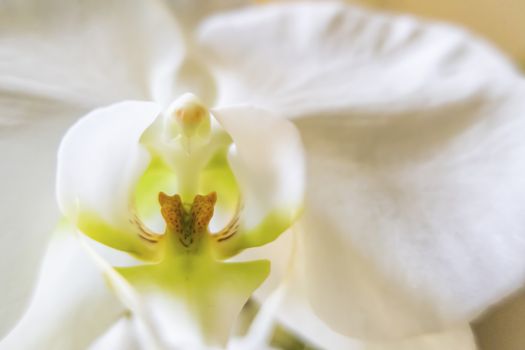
[[159, 191, 219, 250], [137, 191, 241, 255]]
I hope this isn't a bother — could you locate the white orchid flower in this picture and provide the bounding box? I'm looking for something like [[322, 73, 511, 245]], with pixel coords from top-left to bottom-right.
[[1, 0, 525, 349]]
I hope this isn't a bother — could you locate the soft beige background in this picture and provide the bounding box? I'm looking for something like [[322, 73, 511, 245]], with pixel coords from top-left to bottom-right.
[[473, 289, 525, 350]]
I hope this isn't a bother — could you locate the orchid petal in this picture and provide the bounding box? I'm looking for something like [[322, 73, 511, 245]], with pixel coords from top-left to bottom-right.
[[0, 0, 185, 109], [198, 2, 517, 118], [0, 0, 186, 335], [232, 229, 296, 300], [277, 291, 477, 350], [198, 2, 525, 338], [0, 108, 84, 337], [294, 82, 525, 338], [56, 101, 161, 260], [270, 233, 477, 350], [274, 285, 477, 350], [88, 317, 142, 350], [294, 66, 525, 338], [210, 106, 305, 257], [0, 228, 125, 350]]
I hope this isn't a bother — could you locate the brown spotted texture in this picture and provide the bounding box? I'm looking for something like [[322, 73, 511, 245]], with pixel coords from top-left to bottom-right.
[[158, 192, 216, 248]]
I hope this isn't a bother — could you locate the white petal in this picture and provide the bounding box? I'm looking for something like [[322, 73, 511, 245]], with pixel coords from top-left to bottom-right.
[[0, 229, 125, 350], [0, 0, 185, 336], [273, 238, 477, 350], [56, 101, 160, 257], [199, 2, 525, 337], [197, 3, 518, 118], [88, 317, 142, 350], [0, 108, 84, 337], [296, 82, 525, 338], [232, 229, 296, 300], [211, 106, 304, 251], [229, 287, 284, 350], [275, 287, 477, 350], [57, 100, 159, 223], [0, 0, 185, 109]]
